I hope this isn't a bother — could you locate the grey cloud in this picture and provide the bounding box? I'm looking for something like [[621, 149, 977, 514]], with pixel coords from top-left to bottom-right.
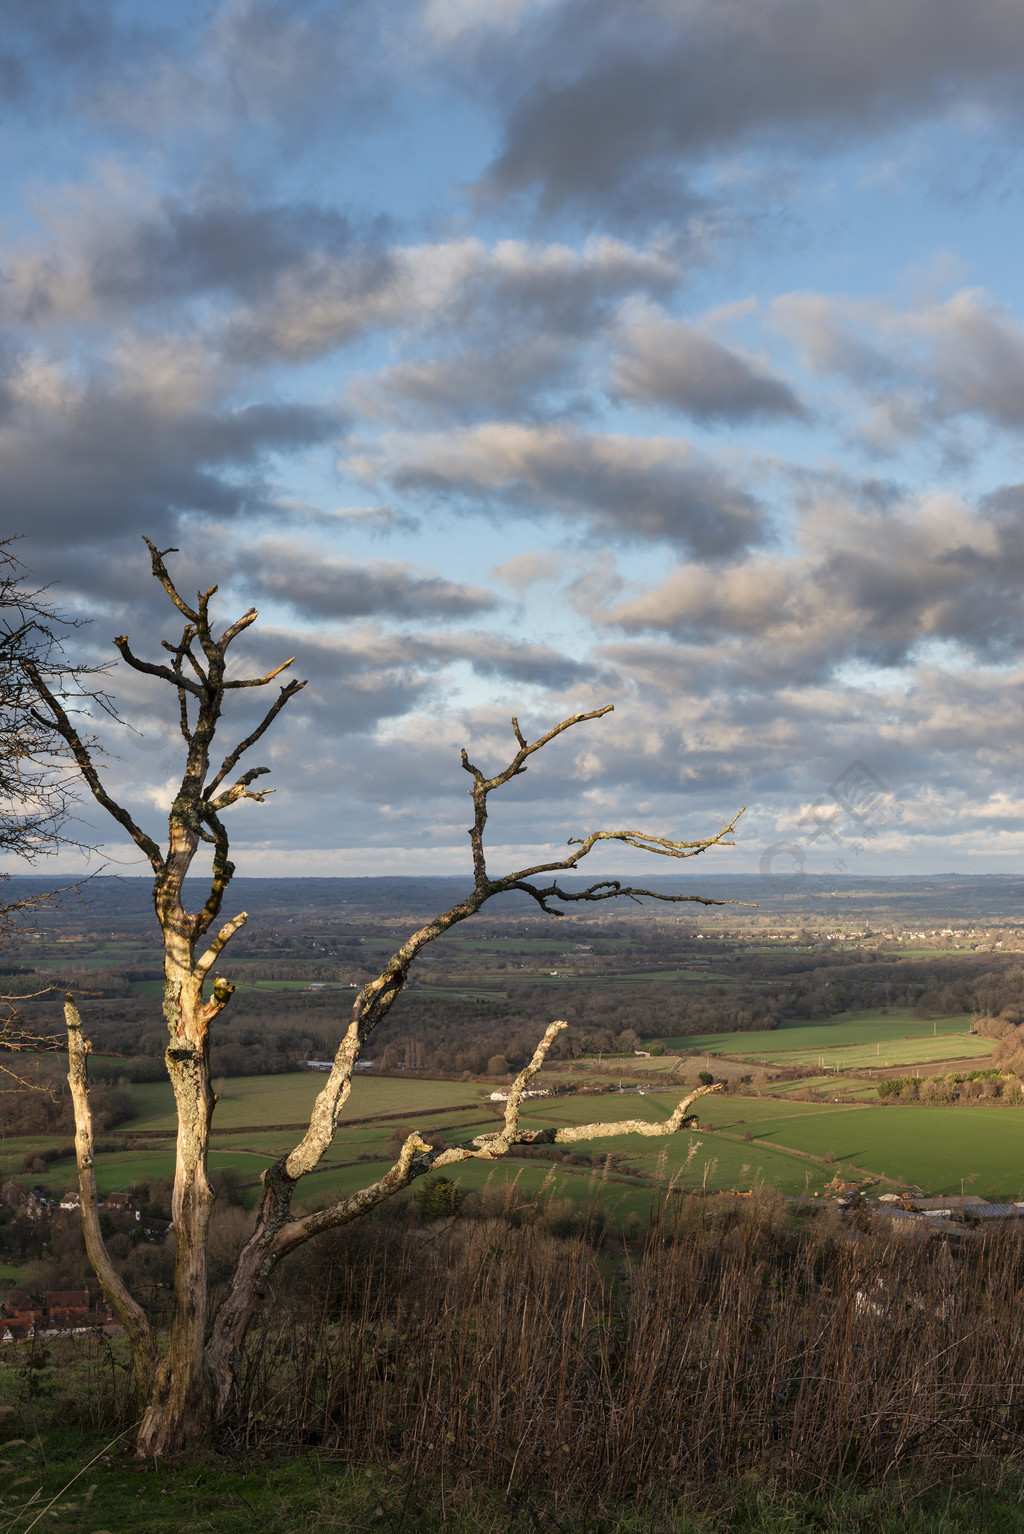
[[772, 293, 899, 387], [592, 489, 1024, 685], [56, 593, 1024, 873], [590, 640, 1004, 797], [89, 198, 358, 310], [411, 633, 601, 690], [443, 237, 680, 336], [323, 506, 421, 537], [354, 425, 766, 557], [774, 288, 1024, 442], [3, 199, 355, 328], [610, 310, 806, 423], [214, 628, 601, 778], [0, 0, 393, 152], [259, 624, 600, 692], [220, 246, 399, 362], [0, 349, 337, 582], [198, 0, 391, 151], [0, 2, 144, 107], [341, 241, 681, 422], [231, 541, 495, 622], [226, 236, 679, 364], [471, 0, 1024, 220], [352, 336, 588, 425]]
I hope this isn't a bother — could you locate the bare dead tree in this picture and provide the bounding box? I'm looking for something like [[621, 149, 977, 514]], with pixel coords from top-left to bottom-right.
[[0, 541, 111, 1084], [0, 539, 99, 868], [30, 539, 743, 1457]]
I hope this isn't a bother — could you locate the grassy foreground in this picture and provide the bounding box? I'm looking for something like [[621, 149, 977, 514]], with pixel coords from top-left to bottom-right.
[[4, 1437, 1024, 1533], [7, 1193, 1024, 1530]]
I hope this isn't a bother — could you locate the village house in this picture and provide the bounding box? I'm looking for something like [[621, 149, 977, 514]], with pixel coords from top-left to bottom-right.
[[103, 1193, 142, 1222], [0, 1287, 123, 1343]]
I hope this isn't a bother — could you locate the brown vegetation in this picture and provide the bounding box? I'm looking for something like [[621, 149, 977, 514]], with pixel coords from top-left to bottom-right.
[[225, 1195, 1024, 1503]]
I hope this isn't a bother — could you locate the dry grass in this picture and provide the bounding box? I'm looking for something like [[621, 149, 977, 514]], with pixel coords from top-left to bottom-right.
[[224, 1192, 1024, 1510]]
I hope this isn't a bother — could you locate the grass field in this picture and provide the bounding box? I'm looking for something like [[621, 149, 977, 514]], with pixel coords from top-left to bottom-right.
[[7, 1036, 1024, 1216], [659, 1008, 993, 1068], [127, 1071, 485, 1131], [508, 1089, 1024, 1199], [739, 1104, 1024, 1198], [766, 1035, 994, 1070]]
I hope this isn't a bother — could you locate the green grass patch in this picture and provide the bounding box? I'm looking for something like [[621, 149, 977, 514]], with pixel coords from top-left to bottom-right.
[[8, 1147, 276, 1199], [745, 1103, 1024, 1198], [127, 1072, 485, 1132], [5, 1433, 1024, 1533], [659, 1008, 991, 1067], [772, 1035, 994, 1071], [127, 979, 164, 997], [516, 1088, 1024, 1199]]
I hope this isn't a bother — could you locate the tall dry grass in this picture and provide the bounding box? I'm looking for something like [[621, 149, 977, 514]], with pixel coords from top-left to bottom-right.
[[225, 1191, 1024, 1502]]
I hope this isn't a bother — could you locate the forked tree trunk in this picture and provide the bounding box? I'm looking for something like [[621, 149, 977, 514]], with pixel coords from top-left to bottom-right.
[[135, 1041, 217, 1456]]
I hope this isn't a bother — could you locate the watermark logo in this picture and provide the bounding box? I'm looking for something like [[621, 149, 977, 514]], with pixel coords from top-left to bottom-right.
[[122, 704, 180, 755], [758, 842, 806, 890], [761, 761, 902, 887], [828, 760, 890, 823]]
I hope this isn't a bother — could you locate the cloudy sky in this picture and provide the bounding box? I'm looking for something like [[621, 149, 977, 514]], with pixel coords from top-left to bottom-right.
[[9, 0, 1024, 887]]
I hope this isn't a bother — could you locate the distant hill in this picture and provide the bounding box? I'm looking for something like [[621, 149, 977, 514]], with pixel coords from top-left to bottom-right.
[[1, 872, 1022, 925]]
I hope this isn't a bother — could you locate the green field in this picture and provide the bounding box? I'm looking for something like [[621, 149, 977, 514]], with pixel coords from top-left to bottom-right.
[[9, 1054, 1024, 1216], [770, 1035, 994, 1070], [513, 1089, 1024, 1199], [738, 1104, 1024, 1199], [127, 1071, 485, 1131], [660, 1008, 993, 1068]]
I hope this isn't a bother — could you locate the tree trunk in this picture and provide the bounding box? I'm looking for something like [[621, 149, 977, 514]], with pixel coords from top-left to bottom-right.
[[136, 1041, 217, 1455]]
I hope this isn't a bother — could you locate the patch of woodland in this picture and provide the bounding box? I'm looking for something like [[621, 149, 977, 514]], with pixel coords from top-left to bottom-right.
[[974, 995, 1024, 1078], [0, 1058, 136, 1135], [876, 1068, 1023, 1104]]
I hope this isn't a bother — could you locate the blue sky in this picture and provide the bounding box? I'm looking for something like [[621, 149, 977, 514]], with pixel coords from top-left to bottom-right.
[[9, 0, 1024, 888]]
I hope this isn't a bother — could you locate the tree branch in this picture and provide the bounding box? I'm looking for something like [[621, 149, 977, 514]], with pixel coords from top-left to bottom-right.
[[65, 995, 156, 1395], [488, 809, 749, 912], [222, 658, 296, 689], [509, 878, 750, 916], [204, 679, 306, 800], [113, 636, 203, 697], [204, 766, 273, 813], [272, 1028, 721, 1250], [195, 911, 248, 983], [142, 538, 198, 624], [24, 664, 164, 873]]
